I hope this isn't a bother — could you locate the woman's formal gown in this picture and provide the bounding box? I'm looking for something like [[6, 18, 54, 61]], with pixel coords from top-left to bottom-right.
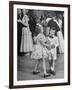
[[20, 15, 33, 53], [54, 19, 64, 53], [17, 14, 27, 55]]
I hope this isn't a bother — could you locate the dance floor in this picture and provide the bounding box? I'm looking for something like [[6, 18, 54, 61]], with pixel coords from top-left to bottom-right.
[[17, 54, 64, 81]]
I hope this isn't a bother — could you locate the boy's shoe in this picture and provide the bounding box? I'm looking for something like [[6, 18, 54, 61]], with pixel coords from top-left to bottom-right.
[[44, 73, 51, 78], [32, 71, 40, 75], [47, 69, 56, 76]]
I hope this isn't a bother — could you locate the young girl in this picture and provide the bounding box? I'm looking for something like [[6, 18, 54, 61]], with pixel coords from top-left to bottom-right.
[[31, 21, 50, 77], [46, 26, 59, 75]]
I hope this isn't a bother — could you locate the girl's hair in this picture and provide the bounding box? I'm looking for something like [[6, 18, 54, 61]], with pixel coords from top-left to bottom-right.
[[34, 25, 41, 36]]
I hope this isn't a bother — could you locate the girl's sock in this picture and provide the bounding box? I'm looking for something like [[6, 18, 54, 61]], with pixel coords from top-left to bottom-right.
[[51, 67, 54, 71], [34, 60, 40, 71], [43, 57, 47, 74]]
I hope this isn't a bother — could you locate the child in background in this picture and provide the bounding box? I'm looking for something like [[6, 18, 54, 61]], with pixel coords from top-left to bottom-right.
[[31, 22, 51, 78], [46, 26, 59, 75]]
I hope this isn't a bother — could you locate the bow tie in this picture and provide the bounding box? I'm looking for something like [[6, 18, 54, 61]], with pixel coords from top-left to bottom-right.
[[48, 36, 54, 38]]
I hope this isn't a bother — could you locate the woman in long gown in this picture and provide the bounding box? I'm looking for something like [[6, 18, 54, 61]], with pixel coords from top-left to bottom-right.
[[17, 9, 27, 56], [20, 9, 33, 55]]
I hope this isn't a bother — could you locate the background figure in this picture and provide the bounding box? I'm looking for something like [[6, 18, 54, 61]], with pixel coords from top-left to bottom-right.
[[20, 9, 33, 55], [28, 16, 36, 43], [55, 12, 64, 53], [17, 9, 27, 56], [61, 13, 64, 38], [41, 15, 48, 32]]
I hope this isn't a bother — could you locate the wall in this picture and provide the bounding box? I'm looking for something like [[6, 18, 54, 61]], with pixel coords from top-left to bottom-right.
[[0, 0, 72, 90]]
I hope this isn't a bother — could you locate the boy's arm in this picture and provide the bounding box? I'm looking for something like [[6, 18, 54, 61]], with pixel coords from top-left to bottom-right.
[[55, 37, 59, 47]]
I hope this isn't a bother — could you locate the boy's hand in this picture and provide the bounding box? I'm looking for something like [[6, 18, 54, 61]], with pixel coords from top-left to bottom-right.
[[51, 44, 55, 49]]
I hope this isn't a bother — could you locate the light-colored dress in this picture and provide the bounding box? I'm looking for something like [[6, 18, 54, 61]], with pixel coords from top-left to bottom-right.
[[54, 19, 64, 53], [20, 15, 33, 52], [31, 33, 49, 59]]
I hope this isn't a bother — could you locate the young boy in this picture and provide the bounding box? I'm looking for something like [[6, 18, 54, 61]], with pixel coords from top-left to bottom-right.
[[46, 26, 59, 75]]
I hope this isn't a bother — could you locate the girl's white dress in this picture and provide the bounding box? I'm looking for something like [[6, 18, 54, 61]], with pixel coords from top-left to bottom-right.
[[31, 33, 49, 59], [20, 15, 33, 52], [54, 19, 64, 53]]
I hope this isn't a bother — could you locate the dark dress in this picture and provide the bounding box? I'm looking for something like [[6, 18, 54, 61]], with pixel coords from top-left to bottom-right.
[[28, 17, 36, 42]]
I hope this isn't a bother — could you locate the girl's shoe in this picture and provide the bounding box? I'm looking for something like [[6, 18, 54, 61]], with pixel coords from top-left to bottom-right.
[[32, 71, 40, 75]]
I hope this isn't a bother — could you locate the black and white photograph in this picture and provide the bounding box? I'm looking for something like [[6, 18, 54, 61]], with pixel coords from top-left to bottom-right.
[[17, 9, 64, 80], [9, 1, 70, 88]]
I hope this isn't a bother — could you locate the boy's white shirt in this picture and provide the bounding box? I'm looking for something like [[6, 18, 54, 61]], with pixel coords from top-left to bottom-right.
[[47, 35, 59, 60], [47, 35, 59, 49]]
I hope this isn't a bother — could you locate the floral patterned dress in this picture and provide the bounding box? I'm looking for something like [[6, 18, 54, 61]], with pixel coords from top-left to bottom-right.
[[31, 33, 49, 60]]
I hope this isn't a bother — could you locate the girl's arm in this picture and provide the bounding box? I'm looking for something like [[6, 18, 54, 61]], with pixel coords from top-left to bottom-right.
[[40, 40, 51, 50]]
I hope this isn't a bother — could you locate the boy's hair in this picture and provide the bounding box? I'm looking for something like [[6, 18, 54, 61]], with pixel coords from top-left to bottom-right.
[[48, 19, 60, 32]]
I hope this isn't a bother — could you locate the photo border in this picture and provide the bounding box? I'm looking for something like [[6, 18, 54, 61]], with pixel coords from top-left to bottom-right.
[[9, 1, 70, 89]]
